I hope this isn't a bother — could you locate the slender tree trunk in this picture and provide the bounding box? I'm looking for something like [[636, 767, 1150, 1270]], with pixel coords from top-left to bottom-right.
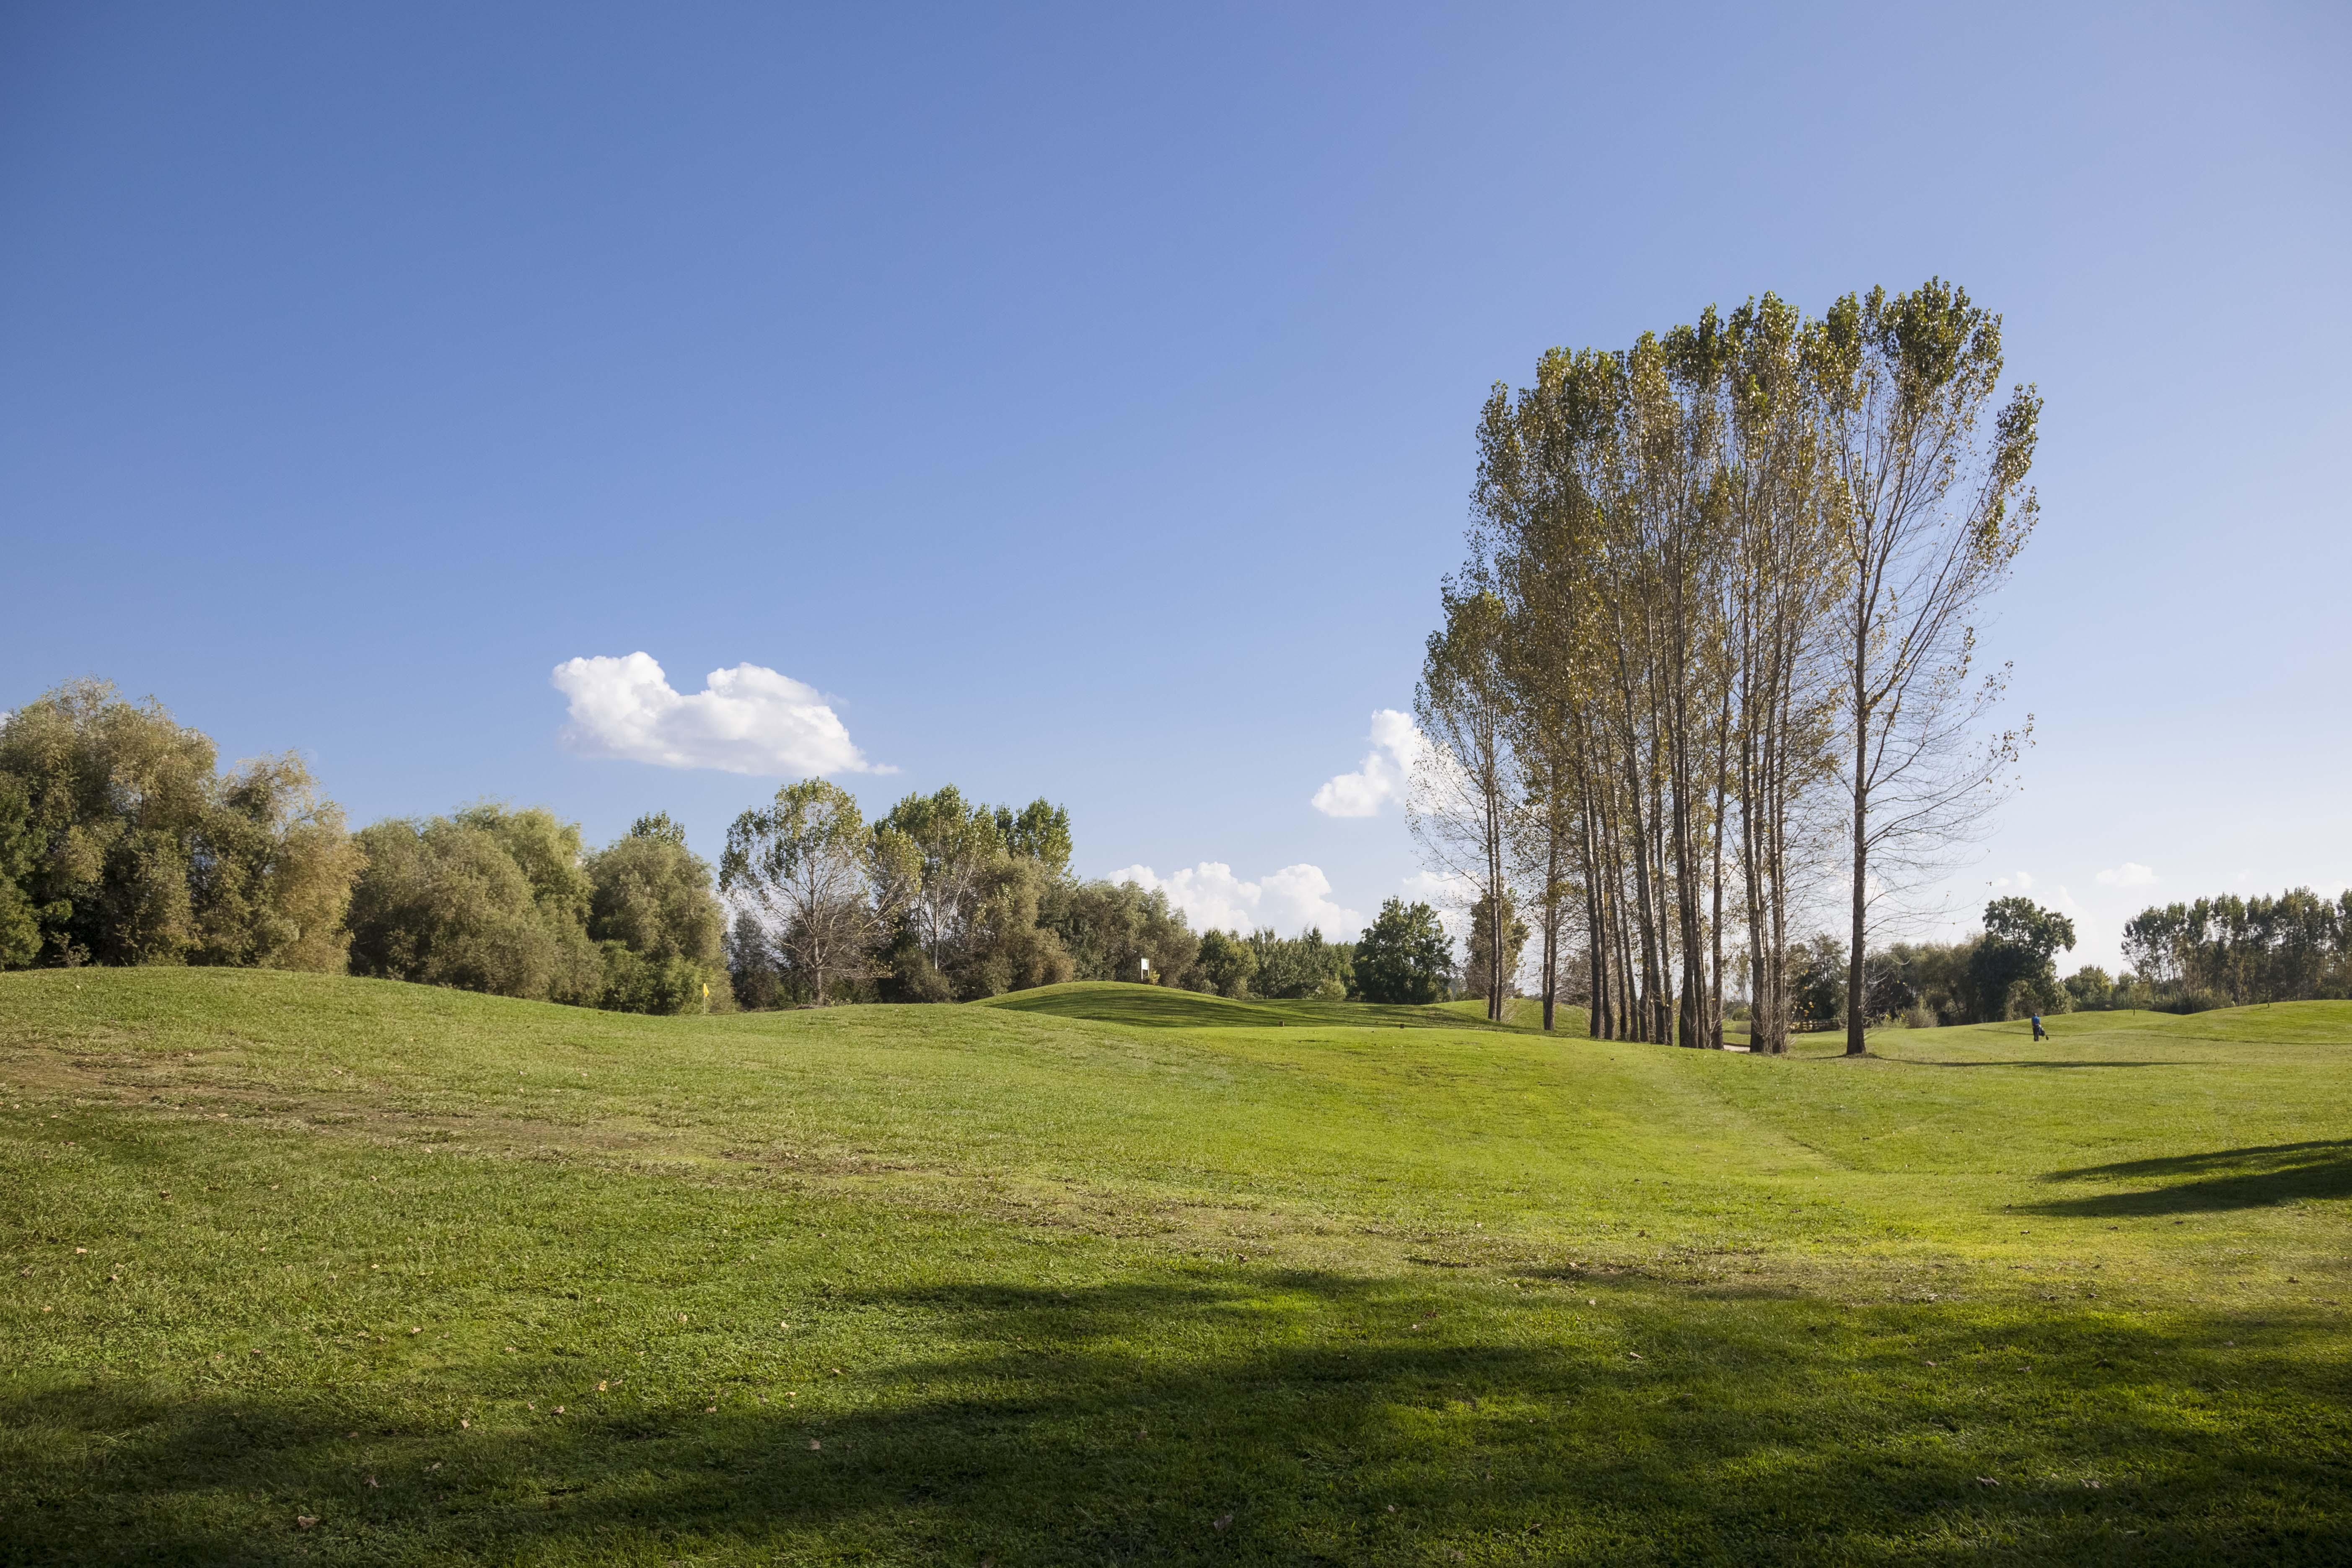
[[1846, 630, 1870, 1057], [1708, 676, 1731, 1049], [1541, 796, 1562, 1030]]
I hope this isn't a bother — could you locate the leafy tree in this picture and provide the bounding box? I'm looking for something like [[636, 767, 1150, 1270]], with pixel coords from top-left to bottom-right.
[[872, 787, 1077, 999], [1041, 879, 1197, 986], [347, 814, 601, 1003], [1824, 280, 2041, 1055], [1460, 892, 1528, 1003], [2123, 887, 2352, 1008], [1353, 899, 1452, 1004], [455, 803, 593, 933], [878, 785, 1000, 976], [726, 909, 786, 1009], [1246, 926, 1351, 1000], [1791, 933, 1847, 1026], [189, 755, 366, 971], [722, 780, 902, 1005], [1860, 945, 1920, 1021], [1967, 896, 2075, 1019], [1412, 586, 1519, 1021], [0, 776, 50, 968], [995, 798, 1072, 876], [958, 852, 1075, 997], [2064, 964, 2114, 1011], [586, 813, 730, 1013], [0, 679, 358, 970], [1191, 929, 1257, 998]]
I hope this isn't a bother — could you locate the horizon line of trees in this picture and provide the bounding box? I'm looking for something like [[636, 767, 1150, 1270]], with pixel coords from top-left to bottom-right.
[[1773, 885, 2352, 1031], [0, 680, 1464, 1011], [1411, 278, 2040, 1055], [2119, 887, 2352, 1011]]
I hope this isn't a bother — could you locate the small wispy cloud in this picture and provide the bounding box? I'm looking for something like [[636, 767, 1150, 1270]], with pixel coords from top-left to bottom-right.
[[1111, 861, 1362, 938], [1988, 869, 2036, 892], [2094, 862, 2157, 889], [1398, 869, 1476, 938], [1311, 710, 1426, 818], [551, 652, 888, 776]]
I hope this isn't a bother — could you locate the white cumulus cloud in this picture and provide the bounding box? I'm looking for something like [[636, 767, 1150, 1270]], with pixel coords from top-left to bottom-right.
[[1311, 709, 1427, 818], [1988, 869, 2035, 892], [1110, 861, 1363, 938], [2095, 862, 2158, 888], [551, 652, 887, 776]]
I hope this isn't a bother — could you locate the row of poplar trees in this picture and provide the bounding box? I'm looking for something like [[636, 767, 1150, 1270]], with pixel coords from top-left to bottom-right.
[[1412, 280, 2041, 1055]]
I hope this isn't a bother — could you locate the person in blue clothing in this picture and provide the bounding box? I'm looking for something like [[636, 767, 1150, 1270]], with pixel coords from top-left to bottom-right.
[[2031, 1011, 2048, 1042]]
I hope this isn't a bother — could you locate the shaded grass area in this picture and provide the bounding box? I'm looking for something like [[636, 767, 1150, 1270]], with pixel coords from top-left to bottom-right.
[[4, 972, 2351, 1563], [2029, 1141, 2352, 1217]]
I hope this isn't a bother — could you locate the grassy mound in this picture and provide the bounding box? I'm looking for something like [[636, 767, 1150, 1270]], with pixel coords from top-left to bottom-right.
[[4, 970, 2349, 1563], [976, 979, 1575, 1032]]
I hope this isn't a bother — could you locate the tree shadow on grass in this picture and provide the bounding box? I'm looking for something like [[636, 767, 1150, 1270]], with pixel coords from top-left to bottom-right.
[[5, 1273, 2350, 1566], [2026, 1140, 2352, 1216]]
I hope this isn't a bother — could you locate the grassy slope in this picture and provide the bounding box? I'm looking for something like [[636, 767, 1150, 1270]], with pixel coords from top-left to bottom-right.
[[2, 972, 2348, 1565], [976, 980, 1579, 1034]]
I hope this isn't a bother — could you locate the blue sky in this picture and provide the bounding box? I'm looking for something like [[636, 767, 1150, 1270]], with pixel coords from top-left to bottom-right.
[[4, 2, 2347, 971]]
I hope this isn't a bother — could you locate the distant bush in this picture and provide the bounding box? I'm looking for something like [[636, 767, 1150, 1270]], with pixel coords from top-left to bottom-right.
[[2158, 988, 2229, 1015]]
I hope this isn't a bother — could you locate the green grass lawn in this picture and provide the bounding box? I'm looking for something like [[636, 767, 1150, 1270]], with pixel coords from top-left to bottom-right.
[[3, 973, 2347, 1565]]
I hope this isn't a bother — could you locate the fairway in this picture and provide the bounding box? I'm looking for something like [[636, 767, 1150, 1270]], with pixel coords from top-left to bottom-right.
[[4, 973, 2349, 1564]]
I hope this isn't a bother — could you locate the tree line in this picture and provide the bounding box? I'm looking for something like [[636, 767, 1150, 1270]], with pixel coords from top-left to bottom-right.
[[1775, 884, 2352, 1030], [0, 680, 1463, 1010], [1788, 894, 2080, 1029], [2119, 887, 2352, 1011], [0, 681, 730, 1010], [715, 776, 1455, 1005], [1412, 280, 2040, 1055]]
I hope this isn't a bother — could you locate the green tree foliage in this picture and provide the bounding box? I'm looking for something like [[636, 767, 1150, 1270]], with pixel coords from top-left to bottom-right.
[[1040, 879, 1198, 988], [722, 780, 904, 1006], [959, 853, 1075, 998], [1352, 899, 1452, 1004], [1244, 927, 1351, 1000], [2121, 887, 2352, 1008], [347, 812, 604, 1003], [995, 799, 1072, 876], [349, 804, 724, 1012], [1968, 896, 2075, 1019], [1859, 938, 1980, 1026], [858, 786, 1078, 1002], [2064, 965, 2114, 1011], [585, 813, 730, 1014], [1190, 929, 1258, 998], [0, 776, 51, 968], [0, 680, 360, 971], [1460, 892, 1528, 1003], [1790, 933, 1848, 1026]]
